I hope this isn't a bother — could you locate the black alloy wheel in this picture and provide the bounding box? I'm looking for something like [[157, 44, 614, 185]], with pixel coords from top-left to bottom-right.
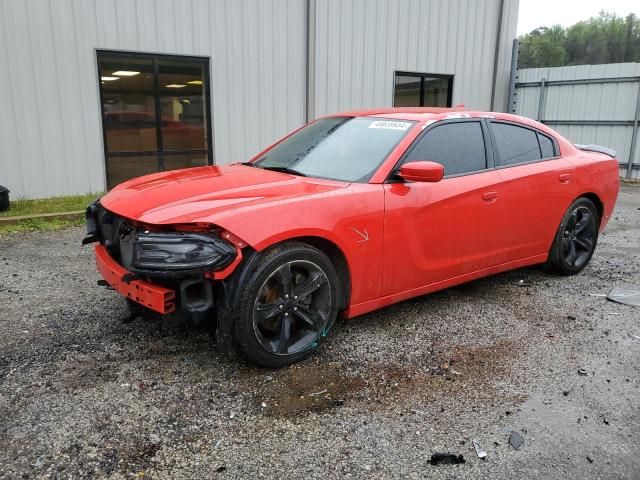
[[561, 206, 597, 268], [252, 260, 332, 355], [549, 197, 599, 275], [233, 242, 339, 367]]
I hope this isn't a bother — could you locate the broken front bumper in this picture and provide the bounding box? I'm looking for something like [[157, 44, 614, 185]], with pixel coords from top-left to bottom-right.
[[94, 244, 176, 314]]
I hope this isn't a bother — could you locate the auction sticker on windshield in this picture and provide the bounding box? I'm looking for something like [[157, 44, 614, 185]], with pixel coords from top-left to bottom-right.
[[368, 120, 412, 130]]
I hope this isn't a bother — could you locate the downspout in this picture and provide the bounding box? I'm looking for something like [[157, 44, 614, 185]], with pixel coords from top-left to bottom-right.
[[305, 0, 316, 123], [490, 0, 506, 111]]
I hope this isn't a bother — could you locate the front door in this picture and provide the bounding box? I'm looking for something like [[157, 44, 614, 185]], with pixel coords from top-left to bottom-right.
[[381, 120, 505, 296]]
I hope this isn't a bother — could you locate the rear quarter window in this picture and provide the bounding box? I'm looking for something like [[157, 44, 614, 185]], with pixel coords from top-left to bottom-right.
[[538, 132, 557, 158]]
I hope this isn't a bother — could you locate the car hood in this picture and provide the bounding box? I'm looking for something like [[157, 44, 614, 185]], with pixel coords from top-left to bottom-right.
[[100, 164, 349, 225]]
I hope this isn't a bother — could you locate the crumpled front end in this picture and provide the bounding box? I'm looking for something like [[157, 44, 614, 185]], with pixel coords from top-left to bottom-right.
[[83, 201, 242, 318]]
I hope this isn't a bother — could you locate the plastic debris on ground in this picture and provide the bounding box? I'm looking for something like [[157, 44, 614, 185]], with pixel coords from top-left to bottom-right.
[[509, 431, 524, 450], [428, 453, 466, 465], [513, 279, 532, 287], [607, 286, 640, 307], [472, 439, 487, 459]]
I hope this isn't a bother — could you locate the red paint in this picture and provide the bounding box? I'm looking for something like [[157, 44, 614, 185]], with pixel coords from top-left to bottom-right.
[[99, 109, 620, 318], [95, 245, 175, 314]]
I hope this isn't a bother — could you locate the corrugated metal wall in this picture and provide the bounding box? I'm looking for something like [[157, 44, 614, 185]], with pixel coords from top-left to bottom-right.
[[0, 0, 306, 199], [311, 0, 518, 117], [1, 0, 518, 199], [514, 63, 640, 179]]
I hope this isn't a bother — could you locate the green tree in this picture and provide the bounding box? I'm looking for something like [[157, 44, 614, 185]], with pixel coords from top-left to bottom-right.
[[518, 11, 640, 68]]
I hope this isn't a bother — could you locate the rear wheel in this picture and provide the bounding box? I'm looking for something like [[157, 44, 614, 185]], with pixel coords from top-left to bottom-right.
[[548, 197, 599, 275], [234, 242, 339, 368]]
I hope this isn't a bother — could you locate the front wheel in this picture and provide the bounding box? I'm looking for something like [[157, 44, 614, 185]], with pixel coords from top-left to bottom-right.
[[233, 242, 340, 368], [548, 197, 599, 275]]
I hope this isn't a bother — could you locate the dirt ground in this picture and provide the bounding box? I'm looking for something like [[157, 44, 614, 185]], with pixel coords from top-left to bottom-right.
[[1, 184, 638, 479]]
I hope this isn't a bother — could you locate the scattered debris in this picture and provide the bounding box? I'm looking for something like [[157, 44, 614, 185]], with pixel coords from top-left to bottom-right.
[[577, 368, 588, 376], [563, 390, 571, 396], [333, 399, 345, 407], [589, 293, 607, 297], [472, 440, 487, 459], [509, 431, 524, 450], [513, 279, 532, 287], [216, 465, 226, 473], [261, 402, 267, 408], [586, 456, 594, 463], [606, 286, 640, 307], [567, 315, 576, 320], [308, 389, 328, 397], [428, 453, 465, 465]]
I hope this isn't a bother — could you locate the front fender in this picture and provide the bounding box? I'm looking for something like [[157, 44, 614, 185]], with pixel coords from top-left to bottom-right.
[[210, 184, 385, 308]]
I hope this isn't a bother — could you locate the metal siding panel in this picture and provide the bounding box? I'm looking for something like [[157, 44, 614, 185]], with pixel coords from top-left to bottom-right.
[[2, 0, 306, 197], [312, 0, 511, 117], [515, 63, 640, 175]]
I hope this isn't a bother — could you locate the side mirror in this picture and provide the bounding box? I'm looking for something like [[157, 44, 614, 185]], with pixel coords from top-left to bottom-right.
[[397, 161, 444, 183]]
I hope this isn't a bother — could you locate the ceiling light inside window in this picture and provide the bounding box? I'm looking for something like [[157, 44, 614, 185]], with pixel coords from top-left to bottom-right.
[[101, 76, 119, 81], [112, 71, 140, 76], [187, 80, 203, 85], [165, 84, 187, 88]]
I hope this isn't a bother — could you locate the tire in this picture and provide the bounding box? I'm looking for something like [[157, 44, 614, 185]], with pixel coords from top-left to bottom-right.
[[548, 197, 600, 275], [233, 242, 340, 368]]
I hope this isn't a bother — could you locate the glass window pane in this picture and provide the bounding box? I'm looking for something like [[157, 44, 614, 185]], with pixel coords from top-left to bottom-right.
[[99, 56, 157, 153], [107, 155, 160, 189], [406, 122, 486, 176], [163, 153, 209, 171], [538, 133, 555, 158], [158, 60, 208, 151], [255, 117, 414, 182], [422, 77, 449, 107], [394, 75, 421, 107], [492, 123, 542, 166]]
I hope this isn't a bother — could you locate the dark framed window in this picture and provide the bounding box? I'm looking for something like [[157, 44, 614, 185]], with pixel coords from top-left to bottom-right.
[[404, 121, 488, 177], [490, 121, 558, 167], [97, 51, 213, 189], [393, 71, 453, 107]]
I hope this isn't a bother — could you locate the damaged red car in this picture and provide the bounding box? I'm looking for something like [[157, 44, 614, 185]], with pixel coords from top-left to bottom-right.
[[84, 108, 619, 367]]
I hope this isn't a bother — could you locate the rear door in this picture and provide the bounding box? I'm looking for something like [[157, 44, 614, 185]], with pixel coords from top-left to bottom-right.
[[382, 119, 505, 296], [487, 121, 576, 260]]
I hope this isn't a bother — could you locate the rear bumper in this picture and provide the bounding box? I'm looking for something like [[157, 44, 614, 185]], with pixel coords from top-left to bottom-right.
[[94, 244, 176, 314]]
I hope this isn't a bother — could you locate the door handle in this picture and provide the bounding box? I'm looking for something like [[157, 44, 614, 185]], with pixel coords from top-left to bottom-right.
[[559, 173, 571, 183], [482, 191, 498, 202]]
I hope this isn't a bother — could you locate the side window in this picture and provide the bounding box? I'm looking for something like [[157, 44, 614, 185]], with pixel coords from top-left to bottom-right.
[[405, 122, 486, 176], [492, 122, 542, 166], [538, 132, 556, 158]]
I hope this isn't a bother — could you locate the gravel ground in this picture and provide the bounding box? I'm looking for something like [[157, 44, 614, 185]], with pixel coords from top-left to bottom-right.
[[1, 184, 639, 479]]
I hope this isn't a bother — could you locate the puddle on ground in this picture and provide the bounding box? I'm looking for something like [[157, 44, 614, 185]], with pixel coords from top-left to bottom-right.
[[246, 340, 518, 417]]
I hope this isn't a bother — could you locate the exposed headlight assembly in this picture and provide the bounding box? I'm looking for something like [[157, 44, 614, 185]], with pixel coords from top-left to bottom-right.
[[129, 232, 236, 273]]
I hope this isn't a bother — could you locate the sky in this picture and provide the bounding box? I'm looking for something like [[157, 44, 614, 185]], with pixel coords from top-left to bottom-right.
[[517, 0, 639, 34]]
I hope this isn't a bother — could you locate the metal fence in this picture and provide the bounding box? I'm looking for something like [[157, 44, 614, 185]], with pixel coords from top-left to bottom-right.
[[509, 56, 640, 179]]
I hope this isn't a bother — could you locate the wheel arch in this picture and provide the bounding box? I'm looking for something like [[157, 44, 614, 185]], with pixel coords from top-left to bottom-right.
[[286, 235, 352, 310], [576, 192, 604, 225]]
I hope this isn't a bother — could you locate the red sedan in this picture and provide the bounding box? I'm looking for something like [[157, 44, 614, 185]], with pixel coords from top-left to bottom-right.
[[85, 107, 620, 367]]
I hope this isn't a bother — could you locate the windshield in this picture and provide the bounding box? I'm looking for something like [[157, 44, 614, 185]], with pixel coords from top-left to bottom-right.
[[253, 116, 415, 182]]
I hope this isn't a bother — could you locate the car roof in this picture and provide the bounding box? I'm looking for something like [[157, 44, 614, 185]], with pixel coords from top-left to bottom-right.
[[330, 107, 553, 129], [333, 106, 466, 121]]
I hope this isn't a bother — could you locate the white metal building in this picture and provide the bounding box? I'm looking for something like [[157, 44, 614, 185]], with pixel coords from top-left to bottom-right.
[[0, 0, 519, 199]]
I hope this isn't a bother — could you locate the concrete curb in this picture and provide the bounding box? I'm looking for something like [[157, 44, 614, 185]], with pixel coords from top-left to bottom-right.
[[0, 210, 85, 226]]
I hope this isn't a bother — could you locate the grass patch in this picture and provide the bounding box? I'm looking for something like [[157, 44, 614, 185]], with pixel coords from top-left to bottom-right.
[[0, 193, 101, 218], [0, 217, 85, 236]]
